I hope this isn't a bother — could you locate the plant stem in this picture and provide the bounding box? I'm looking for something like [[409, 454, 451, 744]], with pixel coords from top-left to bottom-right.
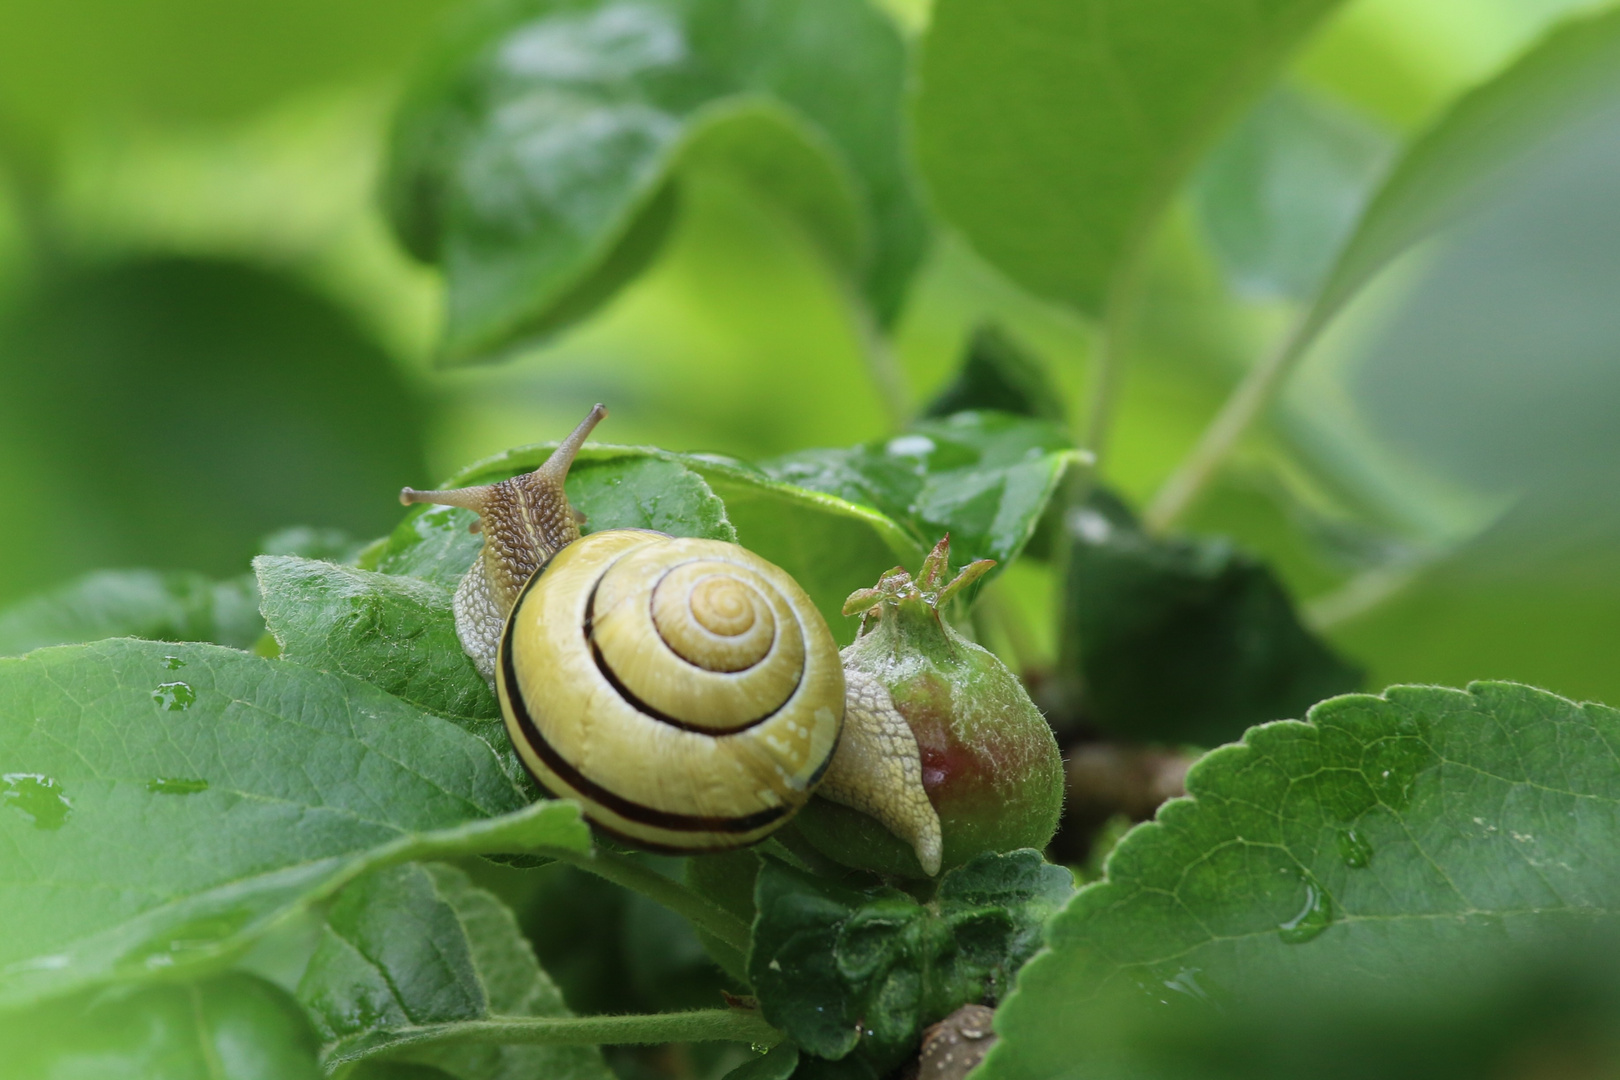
[[842, 280, 910, 431], [1143, 309, 1309, 534], [1079, 256, 1148, 466], [1302, 558, 1429, 632], [332, 1008, 781, 1066], [543, 846, 753, 956]]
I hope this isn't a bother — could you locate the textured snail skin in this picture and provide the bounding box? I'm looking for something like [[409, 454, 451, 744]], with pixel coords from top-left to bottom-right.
[[498, 529, 845, 852]]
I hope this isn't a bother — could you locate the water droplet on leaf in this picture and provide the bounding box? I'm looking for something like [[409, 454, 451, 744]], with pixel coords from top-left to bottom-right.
[[152, 682, 195, 711], [147, 777, 209, 795], [1337, 828, 1373, 868], [1, 774, 71, 829], [162, 655, 186, 670], [1277, 876, 1333, 944]]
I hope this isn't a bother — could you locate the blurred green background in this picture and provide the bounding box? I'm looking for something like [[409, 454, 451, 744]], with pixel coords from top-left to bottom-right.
[[1, 0, 1617, 707]]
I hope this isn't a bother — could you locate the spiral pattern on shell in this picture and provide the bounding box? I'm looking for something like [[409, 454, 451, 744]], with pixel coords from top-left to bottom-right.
[[497, 529, 846, 851]]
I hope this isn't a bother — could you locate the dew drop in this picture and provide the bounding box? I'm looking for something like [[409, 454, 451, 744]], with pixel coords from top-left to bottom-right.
[[147, 777, 209, 796], [162, 655, 186, 670], [1277, 876, 1334, 944], [1337, 827, 1373, 869], [2, 773, 72, 829], [153, 682, 195, 711], [1162, 967, 1210, 1003]]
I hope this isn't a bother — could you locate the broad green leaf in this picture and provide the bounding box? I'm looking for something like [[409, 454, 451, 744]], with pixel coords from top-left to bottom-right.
[[0, 638, 590, 1010], [1060, 489, 1361, 745], [0, 569, 262, 657], [300, 861, 612, 1079], [0, 972, 323, 1080], [1194, 87, 1393, 301], [723, 1041, 799, 1080], [366, 449, 737, 588], [764, 413, 1083, 579], [255, 556, 497, 726], [373, 443, 918, 645], [913, 0, 1347, 316], [0, 258, 427, 605], [922, 323, 1067, 424], [749, 851, 1071, 1074], [981, 681, 1620, 1080], [386, 0, 927, 361]]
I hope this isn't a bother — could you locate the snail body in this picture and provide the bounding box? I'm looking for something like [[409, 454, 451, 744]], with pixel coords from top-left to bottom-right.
[[403, 406, 941, 871]]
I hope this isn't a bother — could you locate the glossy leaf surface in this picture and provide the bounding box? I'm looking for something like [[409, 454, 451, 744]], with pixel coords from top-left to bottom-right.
[[0, 569, 263, 657]]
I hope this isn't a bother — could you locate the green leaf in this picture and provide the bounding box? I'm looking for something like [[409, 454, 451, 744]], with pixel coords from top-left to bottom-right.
[[300, 861, 612, 1079], [0, 638, 590, 1010], [1061, 489, 1361, 745], [0, 972, 323, 1080], [913, 0, 1347, 316], [764, 413, 1083, 579], [722, 1041, 800, 1080], [372, 444, 919, 645], [981, 681, 1620, 1080], [1193, 87, 1393, 301], [386, 0, 927, 361], [749, 851, 1072, 1074], [0, 569, 263, 657], [922, 323, 1067, 424], [366, 449, 737, 588], [255, 556, 497, 725]]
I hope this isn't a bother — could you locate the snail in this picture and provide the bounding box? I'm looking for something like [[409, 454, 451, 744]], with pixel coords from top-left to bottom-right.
[[401, 405, 943, 873]]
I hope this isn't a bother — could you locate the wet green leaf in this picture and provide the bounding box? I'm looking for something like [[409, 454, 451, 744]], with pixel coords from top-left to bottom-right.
[[0, 569, 263, 657], [765, 413, 1083, 579], [982, 682, 1620, 1080], [255, 557, 496, 725], [1194, 87, 1392, 301], [913, 0, 1347, 316], [1061, 489, 1361, 745], [749, 851, 1071, 1074], [387, 0, 926, 361], [0, 638, 590, 1010], [0, 972, 323, 1080], [300, 861, 612, 1079]]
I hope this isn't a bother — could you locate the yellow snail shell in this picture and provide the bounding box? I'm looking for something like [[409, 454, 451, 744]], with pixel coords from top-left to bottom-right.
[[498, 529, 844, 851], [402, 404, 941, 870]]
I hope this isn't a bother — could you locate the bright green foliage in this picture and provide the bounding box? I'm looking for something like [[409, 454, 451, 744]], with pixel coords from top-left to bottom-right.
[[300, 861, 612, 1080], [0, 569, 263, 656], [256, 556, 497, 724], [922, 324, 1067, 424], [983, 682, 1620, 1080], [0, 972, 324, 1080], [1061, 489, 1361, 745], [749, 851, 1072, 1075], [386, 0, 927, 360], [1194, 87, 1392, 301], [0, 638, 589, 1010], [765, 413, 1083, 576], [913, 0, 1347, 315]]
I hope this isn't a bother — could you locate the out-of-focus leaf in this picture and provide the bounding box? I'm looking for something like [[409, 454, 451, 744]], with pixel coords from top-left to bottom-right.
[[0, 257, 427, 605], [387, 0, 927, 361], [255, 557, 496, 724], [765, 413, 1083, 580], [749, 851, 1071, 1075], [0, 972, 323, 1080], [1194, 87, 1393, 301], [922, 323, 1066, 423], [299, 861, 612, 1079], [372, 443, 919, 645], [981, 681, 1620, 1080], [722, 1042, 799, 1080], [1061, 489, 1361, 745], [0, 638, 590, 1010], [913, 0, 1347, 316], [0, 569, 262, 656]]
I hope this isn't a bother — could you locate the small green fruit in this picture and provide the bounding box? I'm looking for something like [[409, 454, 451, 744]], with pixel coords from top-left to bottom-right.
[[797, 537, 1064, 877]]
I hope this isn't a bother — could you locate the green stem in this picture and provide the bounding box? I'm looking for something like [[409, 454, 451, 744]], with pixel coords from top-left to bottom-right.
[[1143, 309, 1310, 534], [329, 1008, 781, 1068], [544, 846, 753, 956], [1078, 256, 1148, 466], [844, 281, 910, 432]]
